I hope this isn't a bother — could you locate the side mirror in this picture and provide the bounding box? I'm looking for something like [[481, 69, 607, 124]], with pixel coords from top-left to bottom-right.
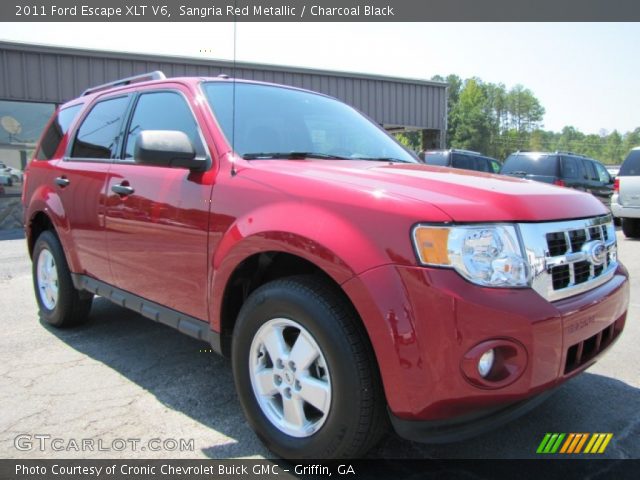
[[134, 130, 206, 171]]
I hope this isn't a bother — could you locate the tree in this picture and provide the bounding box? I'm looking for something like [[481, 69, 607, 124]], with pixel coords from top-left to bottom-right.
[[430, 72, 636, 162], [449, 79, 492, 153]]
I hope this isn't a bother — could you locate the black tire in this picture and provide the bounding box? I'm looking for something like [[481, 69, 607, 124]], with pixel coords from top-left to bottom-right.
[[621, 218, 640, 238], [32, 230, 93, 327], [231, 275, 388, 459]]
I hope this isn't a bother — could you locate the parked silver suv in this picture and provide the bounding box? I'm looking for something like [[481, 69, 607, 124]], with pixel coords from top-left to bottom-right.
[[611, 147, 640, 238]]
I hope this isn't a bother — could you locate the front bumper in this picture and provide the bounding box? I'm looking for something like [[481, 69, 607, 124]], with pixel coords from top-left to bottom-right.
[[389, 389, 555, 443], [342, 263, 629, 438]]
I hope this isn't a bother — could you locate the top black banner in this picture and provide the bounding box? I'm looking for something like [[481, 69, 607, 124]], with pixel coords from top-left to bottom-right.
[[3, 0, 640, 22]]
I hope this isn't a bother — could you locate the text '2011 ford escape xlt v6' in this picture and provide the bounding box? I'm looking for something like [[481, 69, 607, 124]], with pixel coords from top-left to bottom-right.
[[23, 72, 629, 459]]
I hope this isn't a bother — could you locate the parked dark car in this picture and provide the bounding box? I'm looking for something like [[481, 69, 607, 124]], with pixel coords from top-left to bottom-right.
[[501, 151, 614, 207], [421, 149, 501, 174]]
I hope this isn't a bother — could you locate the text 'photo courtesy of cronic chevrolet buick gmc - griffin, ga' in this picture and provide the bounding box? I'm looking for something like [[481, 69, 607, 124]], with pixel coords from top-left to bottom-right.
[[22, 72, 629, 458]]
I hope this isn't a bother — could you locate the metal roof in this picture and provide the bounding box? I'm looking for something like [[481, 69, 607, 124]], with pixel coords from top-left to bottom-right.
[[0, 40, 447, 132]]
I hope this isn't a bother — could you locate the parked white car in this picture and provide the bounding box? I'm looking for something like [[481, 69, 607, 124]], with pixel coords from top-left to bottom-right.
[[0, 173, 13, 187], [0, 162, 22, 183], [611, 147, 640, 238]]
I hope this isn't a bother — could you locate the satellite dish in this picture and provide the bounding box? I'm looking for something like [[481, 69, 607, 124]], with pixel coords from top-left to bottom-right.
[[1, 116, 22, 135]]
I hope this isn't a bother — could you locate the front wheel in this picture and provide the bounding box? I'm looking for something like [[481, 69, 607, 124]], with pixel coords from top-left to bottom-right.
[[32, 230, 93, 327], [232, 276, 387, 458]]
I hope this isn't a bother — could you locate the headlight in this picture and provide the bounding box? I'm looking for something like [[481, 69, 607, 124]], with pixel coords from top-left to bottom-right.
[[412, 224, 529, 288]]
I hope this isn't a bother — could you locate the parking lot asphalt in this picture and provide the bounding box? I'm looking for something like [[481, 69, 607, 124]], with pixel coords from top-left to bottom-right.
[[0, 229, 638, 460]]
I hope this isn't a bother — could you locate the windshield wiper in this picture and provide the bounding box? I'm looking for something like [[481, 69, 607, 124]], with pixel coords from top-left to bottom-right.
[[505, 170, 529, 176], [350, 156, 413, 163], [242, 152, 349, 160]]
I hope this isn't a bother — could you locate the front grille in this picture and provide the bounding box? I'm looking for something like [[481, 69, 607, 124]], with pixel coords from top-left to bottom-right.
[[564, 315, 625, 374], [543, 219, 616, 297], [520, 215, 618, 302], [573, 261, 591, 284], [551, 265, 570, 289], [568, 229, 587, 252], [546, 232, 567, 256]]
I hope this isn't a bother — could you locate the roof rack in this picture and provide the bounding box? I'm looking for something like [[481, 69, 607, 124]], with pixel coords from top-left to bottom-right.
[[82, 71, 166, 96], [555, 150, 586, 157], [451, 148, 482, 155]]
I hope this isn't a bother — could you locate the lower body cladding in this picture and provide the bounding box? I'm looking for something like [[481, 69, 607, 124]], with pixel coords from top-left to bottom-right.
[[342, 263, 629, 442]]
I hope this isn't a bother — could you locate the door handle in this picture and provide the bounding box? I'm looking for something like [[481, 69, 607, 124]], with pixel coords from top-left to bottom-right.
[[54, 176, 70, 188], [111, 183, 135, 196]]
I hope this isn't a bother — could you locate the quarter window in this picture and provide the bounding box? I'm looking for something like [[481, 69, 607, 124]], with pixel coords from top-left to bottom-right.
[[36, 104, 82, 160], [71, 96, 129, 159], [124, 92, 204, 160]]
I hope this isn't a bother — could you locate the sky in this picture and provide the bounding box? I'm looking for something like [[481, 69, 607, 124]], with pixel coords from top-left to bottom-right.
[[1, 22, 638, 135]]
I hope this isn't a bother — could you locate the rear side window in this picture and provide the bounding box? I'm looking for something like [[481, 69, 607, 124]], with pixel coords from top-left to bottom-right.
[[561, 156, 580, 179], [35, 104, 82, 160], [475, 157, 493, 173], [619, 150, 640, 176], [451, 153, 475, 170], [71, 96, 130, 159], [123, 91, 204, 160], [502, 154, 558, 176], [424, 152, 448, 166]]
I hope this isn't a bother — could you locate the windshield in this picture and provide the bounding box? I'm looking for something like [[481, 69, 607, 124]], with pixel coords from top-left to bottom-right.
[[202, 82, 417, 163]]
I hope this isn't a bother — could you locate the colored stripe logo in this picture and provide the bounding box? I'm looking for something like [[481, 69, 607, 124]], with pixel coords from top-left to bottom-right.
[[536, 433, 613, 454]]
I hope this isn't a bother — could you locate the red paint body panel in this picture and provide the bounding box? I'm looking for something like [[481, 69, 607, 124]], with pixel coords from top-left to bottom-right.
[[22, 77, 630, 429], [105, 164, 213, 320], [343, 264, 628, 420]]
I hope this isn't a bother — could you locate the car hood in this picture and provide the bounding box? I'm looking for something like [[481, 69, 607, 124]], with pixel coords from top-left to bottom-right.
[[245, 160, 609, 222]]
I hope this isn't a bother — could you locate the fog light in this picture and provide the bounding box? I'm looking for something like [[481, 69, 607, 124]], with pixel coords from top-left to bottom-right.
[[478, 349, 495, 378]]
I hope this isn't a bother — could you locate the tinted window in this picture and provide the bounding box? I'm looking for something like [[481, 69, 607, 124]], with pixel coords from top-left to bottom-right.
[[582, 159, 598, 181], [561, 156, 580, 179], [593, 162, 611, 183], [203, 82, 416, 163], [502, 154, 558, 176], [424, 152, 448, 166], [619, 149, 640, 176], [36, 104, 82, 160], [451, 153, 475, 170], [124, 92, 204, 160], [476, 157, 493, 173], [71, 96, 129, 159]]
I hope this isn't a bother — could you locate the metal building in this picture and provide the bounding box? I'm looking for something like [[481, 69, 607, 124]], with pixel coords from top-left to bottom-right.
[[0, 40, 447, 187]]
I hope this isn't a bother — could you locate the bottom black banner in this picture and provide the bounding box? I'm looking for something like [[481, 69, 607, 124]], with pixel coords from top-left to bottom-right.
[[1, 459, 638, 480]]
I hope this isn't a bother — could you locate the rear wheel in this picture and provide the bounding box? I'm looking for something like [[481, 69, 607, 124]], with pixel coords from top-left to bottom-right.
[[231, 275, 387, 458], [621, 218, 640, 238], [32, 230, 93, 327]]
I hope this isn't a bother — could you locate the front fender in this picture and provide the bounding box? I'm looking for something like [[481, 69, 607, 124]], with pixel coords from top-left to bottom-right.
[[209, 201, 392, 331]]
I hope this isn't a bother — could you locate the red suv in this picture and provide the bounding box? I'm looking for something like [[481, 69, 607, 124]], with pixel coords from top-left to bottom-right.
[[23, 72, 629, 458]]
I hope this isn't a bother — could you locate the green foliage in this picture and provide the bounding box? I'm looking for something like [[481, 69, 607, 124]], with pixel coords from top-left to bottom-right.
[[432, 74, 638, 164], [394, 131, 421, 152]]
